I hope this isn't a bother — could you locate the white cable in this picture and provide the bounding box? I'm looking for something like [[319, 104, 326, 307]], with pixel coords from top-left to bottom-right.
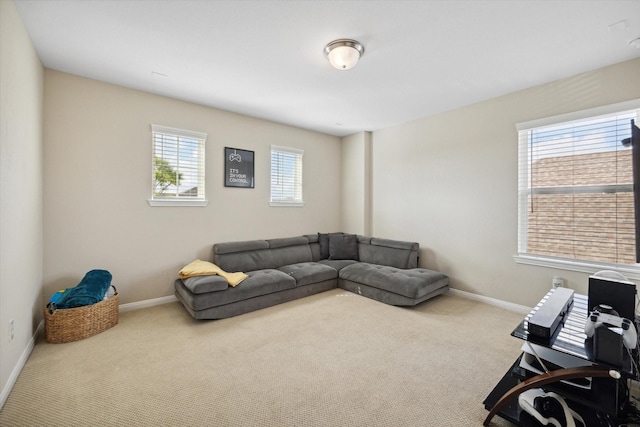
[[593, 270, 631, 282]]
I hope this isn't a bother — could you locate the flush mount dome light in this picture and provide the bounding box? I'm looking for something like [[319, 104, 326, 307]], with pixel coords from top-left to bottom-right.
[[324, 39, 365, 70]]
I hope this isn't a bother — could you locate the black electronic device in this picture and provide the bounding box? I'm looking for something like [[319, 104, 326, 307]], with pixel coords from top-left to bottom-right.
[[588, 272, 636, 322], [527, 287, 574, 339], [594, 324, 624, 367]]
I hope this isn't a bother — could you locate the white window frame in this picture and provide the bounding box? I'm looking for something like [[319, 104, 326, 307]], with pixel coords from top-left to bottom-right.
[[148, 124, 208, 207], [514, 99, 640, 280], [270, 145, 304, 207]]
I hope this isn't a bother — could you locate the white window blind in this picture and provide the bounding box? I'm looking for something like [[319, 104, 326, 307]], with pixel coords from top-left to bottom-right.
[[517, 104, 640, 269], [270, 145, 303, 207], [149, 125, 207, 206]]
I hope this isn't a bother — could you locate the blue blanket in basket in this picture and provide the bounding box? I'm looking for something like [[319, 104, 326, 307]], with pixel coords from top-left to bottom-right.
[[51, 270, 113, 310]]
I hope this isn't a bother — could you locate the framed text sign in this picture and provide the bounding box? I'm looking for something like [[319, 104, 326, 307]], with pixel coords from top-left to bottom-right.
[[224, 147, 255, 188]]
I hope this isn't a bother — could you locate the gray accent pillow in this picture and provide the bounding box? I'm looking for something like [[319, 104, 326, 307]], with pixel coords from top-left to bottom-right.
[[318, 233, 330, 259], [329, 233, 359, 261]]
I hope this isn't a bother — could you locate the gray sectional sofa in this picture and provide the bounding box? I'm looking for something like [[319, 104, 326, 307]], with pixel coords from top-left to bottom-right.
[[174, 233, 449, 319]]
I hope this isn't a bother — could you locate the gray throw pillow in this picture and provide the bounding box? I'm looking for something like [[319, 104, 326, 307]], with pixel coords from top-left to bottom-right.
[[329, 233, 359, 261], [318, 233, 330, 259]]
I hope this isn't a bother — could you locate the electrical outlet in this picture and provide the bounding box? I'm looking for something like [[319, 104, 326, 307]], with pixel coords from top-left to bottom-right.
[[9, 319, 14, 341], [552, 276, 564, 288]]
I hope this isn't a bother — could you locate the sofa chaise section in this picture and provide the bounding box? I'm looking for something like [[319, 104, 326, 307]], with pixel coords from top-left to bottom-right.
[[338, 264, 449, 306], [335, 236, 449, 306]]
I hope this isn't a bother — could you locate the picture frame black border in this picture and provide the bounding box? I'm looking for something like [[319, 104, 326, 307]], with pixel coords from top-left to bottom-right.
[[224, 147, 255, 188]]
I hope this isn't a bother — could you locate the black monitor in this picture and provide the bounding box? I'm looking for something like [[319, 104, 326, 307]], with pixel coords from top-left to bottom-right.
[[588, 275, 637, 321]]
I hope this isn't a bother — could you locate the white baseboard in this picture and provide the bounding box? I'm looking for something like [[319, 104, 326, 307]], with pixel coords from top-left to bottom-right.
[[0, 320, 43, 410], [448, 288, 532, 314], [118, 294, 177, 313], [0, 295, 176, 410]]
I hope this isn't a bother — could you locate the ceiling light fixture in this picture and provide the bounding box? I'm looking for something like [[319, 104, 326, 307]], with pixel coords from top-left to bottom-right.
[[324, 39, 365, 70]]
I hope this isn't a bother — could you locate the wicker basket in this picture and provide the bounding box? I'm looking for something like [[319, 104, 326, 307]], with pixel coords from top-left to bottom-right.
[[44, 292, 119, 343]]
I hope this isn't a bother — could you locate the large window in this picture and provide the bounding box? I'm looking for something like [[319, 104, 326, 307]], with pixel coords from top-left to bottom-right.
[[516, 101, 640, 275], [270, 145, 303, 207], [149, 125, 207, 206]]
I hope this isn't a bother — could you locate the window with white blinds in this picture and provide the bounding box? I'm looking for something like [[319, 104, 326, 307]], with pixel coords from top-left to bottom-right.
[[270, 145, 303, 207], [149, 125, 207, 207], [516, 101, 640, 273]]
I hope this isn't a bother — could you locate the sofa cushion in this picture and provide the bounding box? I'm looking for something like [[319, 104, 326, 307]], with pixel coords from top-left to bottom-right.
[[269, 244, 313, 268], [371, 238, 418, 251], [318, 259, 358, 271], [306, 234, 322, 261], [177, 269, 296, 311], [182, 275, 229, 294], [329, 233, 359, 261], [339, 263, 448, 299], [214, 240, 269, 254], [278, 262, 338, 287], [214, 240, 273, 272], [305, 234, 320, 244], [215, 249, 275, 273], [357, 235, 372, 244], [357, 241, 417, 269], [268, 236, 309, 249]]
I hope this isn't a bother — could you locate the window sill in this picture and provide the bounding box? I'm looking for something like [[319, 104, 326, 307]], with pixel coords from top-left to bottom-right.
[[513, 254, 640, 281], [147, 199, 208, 207], [269, 201, 304, 207]]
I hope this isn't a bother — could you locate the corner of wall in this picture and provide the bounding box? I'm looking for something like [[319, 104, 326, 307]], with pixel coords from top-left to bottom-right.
[[0, 0, 45, 410], [364, 131, 372, 236]]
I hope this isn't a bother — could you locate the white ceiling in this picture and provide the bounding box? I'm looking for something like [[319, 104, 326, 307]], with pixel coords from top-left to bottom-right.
[[14, 0, 640, 137]]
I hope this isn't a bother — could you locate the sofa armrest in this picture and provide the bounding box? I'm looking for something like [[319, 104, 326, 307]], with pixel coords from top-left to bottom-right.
[[180, 276, 229, 294]]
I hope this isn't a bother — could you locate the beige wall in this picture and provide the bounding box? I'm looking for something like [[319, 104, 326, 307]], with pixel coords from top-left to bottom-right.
[[340, 131, 371, 235], [0, 0, 44, 404], [43, 71, 342, 304], [371, 58, 640, 308]]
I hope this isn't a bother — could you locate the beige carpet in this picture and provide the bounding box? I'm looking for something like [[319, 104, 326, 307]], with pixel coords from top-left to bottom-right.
[[0, 290, 523, 426]]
